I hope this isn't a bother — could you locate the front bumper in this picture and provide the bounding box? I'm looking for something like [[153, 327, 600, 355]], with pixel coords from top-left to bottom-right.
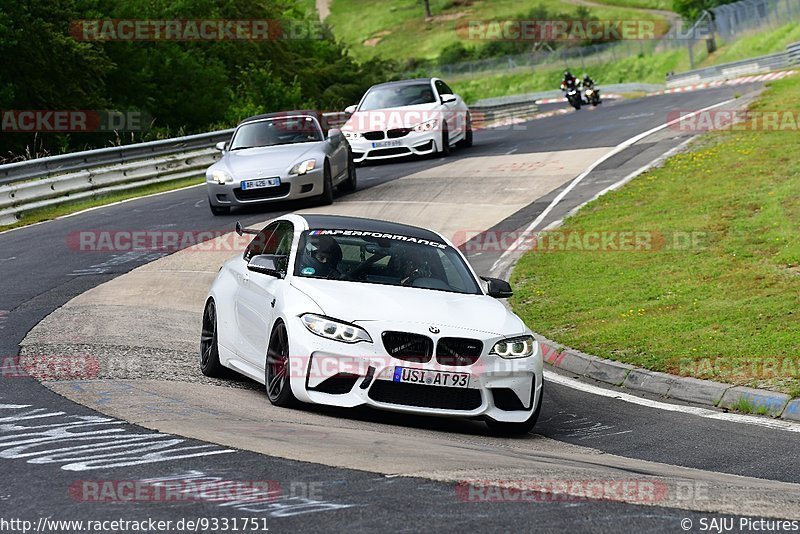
[[286, 318, 543, 423], [207, 168, 324, 207], [346, 130, 440, 163]]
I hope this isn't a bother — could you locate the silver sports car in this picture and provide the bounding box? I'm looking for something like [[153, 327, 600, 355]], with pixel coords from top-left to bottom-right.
[[206, 111, 357, 215]]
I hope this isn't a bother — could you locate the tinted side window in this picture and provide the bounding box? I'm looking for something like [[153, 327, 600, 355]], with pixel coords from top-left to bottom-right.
[[434, 80, 447, 97], [266, 222, 294, 256], [439, 81, 454, 95], [265, 222, 294, 274]]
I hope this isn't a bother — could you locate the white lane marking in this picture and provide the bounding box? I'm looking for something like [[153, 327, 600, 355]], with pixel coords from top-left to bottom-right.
[[490, 98, 734, 275], [544, 370, 800, 434], [0, 404, 235, 471]]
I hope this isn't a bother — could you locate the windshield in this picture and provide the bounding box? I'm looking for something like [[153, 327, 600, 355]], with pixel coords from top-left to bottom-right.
[[294, 230, 481, 295], [359, 83, 436, 111], [230, 117, 323, 150]]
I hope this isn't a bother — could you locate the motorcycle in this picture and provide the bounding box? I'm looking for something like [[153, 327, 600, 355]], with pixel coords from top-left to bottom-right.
[[561, 81, 581, 110], [583, 86, 601, 106]]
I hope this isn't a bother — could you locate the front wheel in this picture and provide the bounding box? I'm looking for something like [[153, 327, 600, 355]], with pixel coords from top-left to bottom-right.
[[265, 321, 297, 407], [457, 114, 473, 148], [485, 382, 543, 436], [200, 299, 226, 377], [439, 123, 450, 156], [338, 153, 357, 192], [209, 200, 230, 216], [317, 164, 334, 205]]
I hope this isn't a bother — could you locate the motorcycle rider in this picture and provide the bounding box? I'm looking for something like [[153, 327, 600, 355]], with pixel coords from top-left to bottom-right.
[[580, 73, 600, 105], [560, 70, 577, 91]]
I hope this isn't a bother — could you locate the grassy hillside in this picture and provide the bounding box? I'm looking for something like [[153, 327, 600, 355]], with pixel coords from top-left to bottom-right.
[[326, 0, 666, 62]]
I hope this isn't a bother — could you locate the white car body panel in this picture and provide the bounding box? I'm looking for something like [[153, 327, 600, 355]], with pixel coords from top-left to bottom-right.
[[342, 78, 471, 162], [205, 214, 543, 425]]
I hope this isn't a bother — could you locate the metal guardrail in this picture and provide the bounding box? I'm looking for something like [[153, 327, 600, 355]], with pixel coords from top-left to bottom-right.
[[666, 41, 800, 87], [0, 129, 234, 186], [0, 105, 538, 226]]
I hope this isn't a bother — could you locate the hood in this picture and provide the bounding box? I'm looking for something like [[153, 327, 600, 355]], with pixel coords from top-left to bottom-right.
[[344, 103, 441, 132], [290, 277, 525, 336], [222, 143, 319, 176]]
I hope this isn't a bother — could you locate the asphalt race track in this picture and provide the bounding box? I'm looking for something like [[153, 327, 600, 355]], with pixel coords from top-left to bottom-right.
[[2, 85, 799, 533]]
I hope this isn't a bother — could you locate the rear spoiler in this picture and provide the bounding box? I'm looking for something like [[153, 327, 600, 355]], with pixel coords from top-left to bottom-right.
[[235, 221, 259, 236]]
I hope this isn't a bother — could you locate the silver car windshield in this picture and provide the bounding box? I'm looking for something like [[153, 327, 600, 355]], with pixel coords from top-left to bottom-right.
[[359, 84, 436, 111], [294, 230, 481, 295], [230, 117, 323, 150]]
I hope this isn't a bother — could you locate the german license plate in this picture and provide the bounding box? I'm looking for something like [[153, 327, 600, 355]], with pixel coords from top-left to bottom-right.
[[371, 140, 402, 148], [241, 177, 280, 190], [392, 366, 469, 388]]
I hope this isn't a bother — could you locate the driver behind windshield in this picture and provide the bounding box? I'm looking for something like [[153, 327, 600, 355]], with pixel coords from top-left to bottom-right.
[[299, 235, 342, 279]]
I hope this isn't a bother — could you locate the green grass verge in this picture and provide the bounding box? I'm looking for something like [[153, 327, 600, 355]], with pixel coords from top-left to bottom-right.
[[698, 23, 800, 67], [451, 47, 696, 103], [510, 74, 800, 396], [578, 0, 673, 10], [328, 0, 665, 62], [0, 176, 204, 232]]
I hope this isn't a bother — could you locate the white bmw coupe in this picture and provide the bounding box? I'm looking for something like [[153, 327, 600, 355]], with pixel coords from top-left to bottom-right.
[[200, 214, 543, 435], [341, 78, 473, 163]]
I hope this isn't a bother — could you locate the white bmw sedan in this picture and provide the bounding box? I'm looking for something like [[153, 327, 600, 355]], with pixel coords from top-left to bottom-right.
[[200, 214, 542, 435], [341, 78, 473, 163]]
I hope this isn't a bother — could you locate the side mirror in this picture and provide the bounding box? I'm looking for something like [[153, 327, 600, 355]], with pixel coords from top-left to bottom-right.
[[441, 95, 457, 104], [344, 105, 357, 114], [327, 128, 343, 141], [215, 141, 227, 152], [247, 254, 287, 278], [480, 276, 513, 298]]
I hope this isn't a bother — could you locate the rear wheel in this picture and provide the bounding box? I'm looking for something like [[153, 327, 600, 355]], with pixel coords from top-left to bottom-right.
[[318, 163, 334, 205], [457, 114, 473, 148], [265, 321, 297, 407], [200, 299, 226, 377], [209, 200, 230, 216], [485, 382, 543, 436]]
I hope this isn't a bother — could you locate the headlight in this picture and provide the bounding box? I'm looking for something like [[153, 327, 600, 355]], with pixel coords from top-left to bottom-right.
[[301, 314, 372, 344], [490, 336, 536, 359], [209, 170, 234, 184], [413, 119, 438, 132], [289, 159, 316, 175]]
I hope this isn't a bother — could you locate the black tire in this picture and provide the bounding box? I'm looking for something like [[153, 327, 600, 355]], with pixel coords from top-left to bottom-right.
[[485, 382, 543, 436], [209, 200, 230, 216], [200, 299, 226, 377], [456, 114, 473, 148], [572, 98, 581, 110], [318, 163, 334, 205], [439, 123, 450, 156], [265, 321, 297, 407], [338, 153, 357, 192]]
